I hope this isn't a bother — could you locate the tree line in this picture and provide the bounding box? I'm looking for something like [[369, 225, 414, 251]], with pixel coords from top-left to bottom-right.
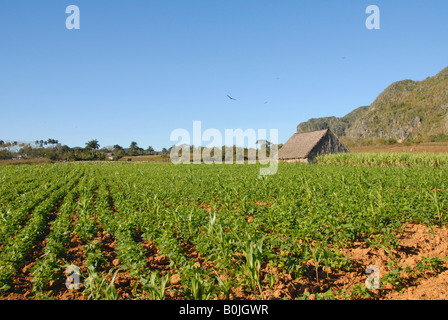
[[0, 138, 169, 161], [0, 138, 282, 162]]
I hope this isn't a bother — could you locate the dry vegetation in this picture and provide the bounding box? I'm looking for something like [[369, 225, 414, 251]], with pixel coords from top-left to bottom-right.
[[348, 142, 448, 154], [118, 155, 171, 163]]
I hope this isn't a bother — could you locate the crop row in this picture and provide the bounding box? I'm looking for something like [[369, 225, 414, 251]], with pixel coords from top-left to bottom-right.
[[0, 166, 85, 291], [315, 152, 448, 167], [0, 161, 447, 299]]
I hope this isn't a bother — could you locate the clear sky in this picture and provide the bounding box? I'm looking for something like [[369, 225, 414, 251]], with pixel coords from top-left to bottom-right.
[[1, 0, 447, 150]]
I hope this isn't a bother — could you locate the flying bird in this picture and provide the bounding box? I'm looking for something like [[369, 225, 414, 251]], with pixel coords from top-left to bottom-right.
[[227, 95, 237, 101]]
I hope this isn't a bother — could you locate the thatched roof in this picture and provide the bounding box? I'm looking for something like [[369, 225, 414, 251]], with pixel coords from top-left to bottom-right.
[[277, 129, 330, 160]]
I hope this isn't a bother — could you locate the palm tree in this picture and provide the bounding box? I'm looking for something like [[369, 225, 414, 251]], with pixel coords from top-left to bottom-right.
[[113, 144, 123, 151], [130, 141, 138, 150], [85, 139, 100, 150]]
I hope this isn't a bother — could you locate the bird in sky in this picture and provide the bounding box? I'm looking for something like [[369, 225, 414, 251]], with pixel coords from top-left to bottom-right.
[[227, 95, 237, 100]]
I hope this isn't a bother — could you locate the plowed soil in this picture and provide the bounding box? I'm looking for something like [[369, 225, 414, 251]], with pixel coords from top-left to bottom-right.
[[1, 222, 447, 300]]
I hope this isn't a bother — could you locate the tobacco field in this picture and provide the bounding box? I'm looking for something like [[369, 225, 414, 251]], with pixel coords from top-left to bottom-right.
[[1, 158, 448, 300]]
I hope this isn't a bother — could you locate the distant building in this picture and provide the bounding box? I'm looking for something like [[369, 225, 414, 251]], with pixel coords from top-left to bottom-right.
[[105, 152, 114, 160], [277, 129, 348, 163]]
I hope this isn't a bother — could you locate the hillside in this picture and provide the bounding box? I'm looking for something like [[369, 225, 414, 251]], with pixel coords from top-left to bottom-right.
[[297, 66, 448, 144], [297, 106, 370, 137]]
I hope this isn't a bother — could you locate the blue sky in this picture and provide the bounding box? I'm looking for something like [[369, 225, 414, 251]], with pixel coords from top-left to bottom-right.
[[0, 0, 447, 150]]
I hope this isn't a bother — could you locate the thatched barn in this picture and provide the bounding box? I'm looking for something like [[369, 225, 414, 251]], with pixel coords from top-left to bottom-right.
[[277, 129, 348, 163]]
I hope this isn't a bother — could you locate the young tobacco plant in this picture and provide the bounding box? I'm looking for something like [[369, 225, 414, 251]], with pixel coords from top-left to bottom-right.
[[140, 271, 169, 300], [83, 265, 120, 300], [242, 236, 264, 299]]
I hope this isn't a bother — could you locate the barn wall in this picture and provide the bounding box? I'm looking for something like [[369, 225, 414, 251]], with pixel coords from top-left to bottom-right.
[[307, 131, 348, 162]]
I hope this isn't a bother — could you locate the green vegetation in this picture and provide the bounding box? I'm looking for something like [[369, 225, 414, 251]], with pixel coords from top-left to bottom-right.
[[0, 155, 447, 299], [429, 134, 448, 143], [0, 138, 279, 164], [0, 138, 168, 163], [315, 152, 448, 168], [297, 105, 370, 137]]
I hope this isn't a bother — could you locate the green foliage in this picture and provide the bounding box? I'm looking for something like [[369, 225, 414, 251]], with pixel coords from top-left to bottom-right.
[[187, 271, 215, 300], [242, 236, 264, 298], [297, 106, 370, 137], [429, 134, 448, 142], [415, 256, 447, 274], [140, 271, 169, 300], [0, 160, 447, 300], [316, 152, 448, 168], [85, 139, 100, 150], [349, 283, 375, 299], [381, 264, 408, 292], [0, 150, 12, 160], [85, 241, 107, 269], [83, 265, 120, 300]]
